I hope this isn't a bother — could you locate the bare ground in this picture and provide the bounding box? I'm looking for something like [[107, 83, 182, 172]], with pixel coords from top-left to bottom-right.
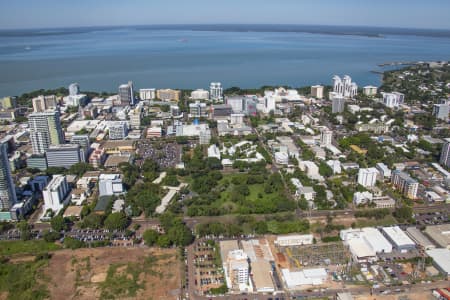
[[44, 247, 181, 300]]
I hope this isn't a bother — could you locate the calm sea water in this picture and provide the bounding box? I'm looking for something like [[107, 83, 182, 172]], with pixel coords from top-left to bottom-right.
[[1, 25, 450, 96]]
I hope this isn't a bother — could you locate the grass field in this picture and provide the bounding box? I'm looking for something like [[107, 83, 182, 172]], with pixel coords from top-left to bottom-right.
[[0, 240, 61, 256], [0, 257, 50, 300], [354, 215, 398, 228]]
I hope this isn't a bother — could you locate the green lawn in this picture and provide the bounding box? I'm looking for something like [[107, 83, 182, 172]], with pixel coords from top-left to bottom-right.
[[0, 240, 61, 257], [355, 215, 398, 228], [0, 258, 50, 300]]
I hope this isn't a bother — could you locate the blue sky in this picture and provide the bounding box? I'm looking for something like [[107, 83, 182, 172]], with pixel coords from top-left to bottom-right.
[[0, 0, 449, 30]]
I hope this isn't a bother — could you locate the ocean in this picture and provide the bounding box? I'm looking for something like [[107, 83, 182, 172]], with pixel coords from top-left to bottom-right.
[[0, 24, 450, 96]]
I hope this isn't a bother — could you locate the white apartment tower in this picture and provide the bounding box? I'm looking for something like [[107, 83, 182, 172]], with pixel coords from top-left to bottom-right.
[[439, 138, 450, 168], [28, 110, 64, 154], [0, 142, 17, 211], [210, 82, 223, 101], [320, 128, 333, 146], [332, 75, 358, 98], [119, 81, 135, 106], [43, 175, 70, 212], [357, 168, 379, 187], [139, 88, 156, 100], [331, 95, 346, 114], [382, 92, 405, 108], [69, 83, 80, 96]]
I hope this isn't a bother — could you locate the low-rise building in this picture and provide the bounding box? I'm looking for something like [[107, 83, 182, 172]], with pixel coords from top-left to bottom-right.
[[275, 234, 314, 246], [425, 248, 450, 280], [424, 224, 450, 249], [405, 227, 436, 250], [98, 174, 124, 197], [381, 226, 416, 251]]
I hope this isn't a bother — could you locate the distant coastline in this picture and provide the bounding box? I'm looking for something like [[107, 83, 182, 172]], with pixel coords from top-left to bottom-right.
[[2, 24, 450, 39]]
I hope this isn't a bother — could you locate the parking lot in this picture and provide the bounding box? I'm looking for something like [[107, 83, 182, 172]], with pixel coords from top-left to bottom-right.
[[193, 240, 225, 294], [137, 140, 182, 169], [414, 211, 448, 225]]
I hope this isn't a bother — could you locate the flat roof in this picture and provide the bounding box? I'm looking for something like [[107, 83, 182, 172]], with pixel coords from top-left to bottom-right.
[[382, 226, 416, 247], [102, 140, 135, 148], [406, 227, 435, 250], [250, 260, 274, 292], [426, 248, 450, 274], [219, 240, 239, 263], [425, 224, 450, 248], [104, 155, 131, 167]]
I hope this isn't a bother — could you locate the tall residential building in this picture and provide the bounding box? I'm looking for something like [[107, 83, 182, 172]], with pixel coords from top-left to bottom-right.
[[191, 89, 210, 100], [118, 81, 135, 106], [69, 83, 80, 96], [433, 99, 450, 121], [128, 106, 142, 129], [376, 163, 392, 179], [264, 94, 276, 114], [43, 175, 70, 212], [157, 89, 181, 102], [382, 92, 404, 108], [32, 95, 57, 112], [331, 95, 345, 114], [226, 97, 244, 114], [28, 110, 64, 154], [320, 128, 333, 146], [0, 142, 17, 211], [363, 86, 378, 96], [46, 144, 82, 168], [170, 105, 180, 117], [139, 88, 156, 100], [332, 75, 358, 98], [391, 170, 419, 199], [0, 96, 17, 109], [439, 138, 450, 168], [70, 135, 90, 161], [210, 82, 223, 101], [357, 168, 379, 187], [311, 85, 324, 99], [189, 101, 208, 118], [108, 122, 128, 140]]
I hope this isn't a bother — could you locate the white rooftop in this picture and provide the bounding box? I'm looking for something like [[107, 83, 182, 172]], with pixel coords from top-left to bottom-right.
[[382, 226, 416, 248], [426, 248, 450, 274]]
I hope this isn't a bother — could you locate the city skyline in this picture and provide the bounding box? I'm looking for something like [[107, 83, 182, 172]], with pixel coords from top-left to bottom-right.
[[1, 0, 450, 30]]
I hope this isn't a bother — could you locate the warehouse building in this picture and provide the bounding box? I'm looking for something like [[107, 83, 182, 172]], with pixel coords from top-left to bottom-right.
[[426, 248, 450, 280], [340, 228, 392, 263], [381, 226, 416, 251], [405, 227, 436, 250], [424, 224, 450, 249], [275, 234, 314, 247]]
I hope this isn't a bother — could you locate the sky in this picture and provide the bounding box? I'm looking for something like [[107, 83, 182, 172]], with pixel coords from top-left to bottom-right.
[[0, 0, 450, 30]]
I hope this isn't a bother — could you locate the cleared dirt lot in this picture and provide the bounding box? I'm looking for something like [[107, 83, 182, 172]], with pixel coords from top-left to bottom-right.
[[45, 247, 181, 300]]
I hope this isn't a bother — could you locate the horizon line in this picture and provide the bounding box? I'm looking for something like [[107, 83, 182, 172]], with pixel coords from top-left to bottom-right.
[[1, 23, 450, 32]]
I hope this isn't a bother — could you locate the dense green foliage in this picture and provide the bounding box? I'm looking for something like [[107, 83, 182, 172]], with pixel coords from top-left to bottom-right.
[[104, 212, 130, 231], [196, 214, 309, 237], [0, 257, 50, 300]]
